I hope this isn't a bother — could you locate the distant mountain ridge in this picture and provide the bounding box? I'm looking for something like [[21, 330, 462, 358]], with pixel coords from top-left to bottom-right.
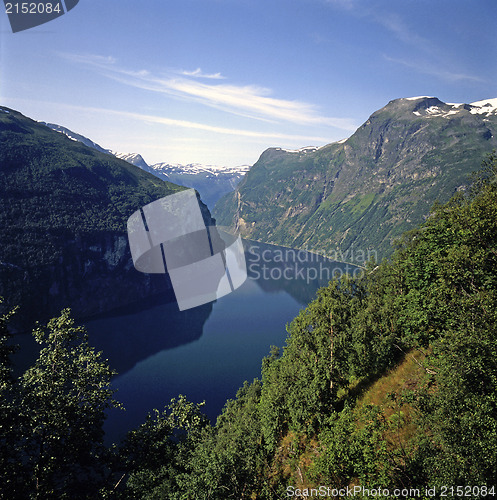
[[39, 122, 110, 154], [213, 96, 497, 262], [149, 162, 250, 209], [41, 122, 249, 208], [111, 151, 151, 172]]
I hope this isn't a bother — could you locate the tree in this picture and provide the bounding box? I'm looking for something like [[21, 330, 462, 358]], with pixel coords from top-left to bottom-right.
[[0, 301, 22, 496], [115, 395, 209, 499], [187, 379, 268, 499], [15, 308, 121, 498]]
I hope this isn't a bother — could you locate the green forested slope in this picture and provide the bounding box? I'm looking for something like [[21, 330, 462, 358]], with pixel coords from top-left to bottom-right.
[[0, 106, 184, 269], [0, 107, 192, 325], [1, 143, 496, 497], [127, 152, 497, 498]]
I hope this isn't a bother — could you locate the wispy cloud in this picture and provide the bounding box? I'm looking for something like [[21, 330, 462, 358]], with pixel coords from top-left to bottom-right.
[[375, 12, 435, 54], [88, 106, 335, 143], [179, 68, 225, 79], [323, 0, 356, 10], [59, 53, 357, 130], [320, 3, 484, 84], [60, 53, 118, 66], [384, 55, 485, 83], [11, 96, 333, 144]]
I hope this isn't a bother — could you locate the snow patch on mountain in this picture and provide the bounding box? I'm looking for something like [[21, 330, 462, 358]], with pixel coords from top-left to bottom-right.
[[148, 163, 250, 208], [41, 123, 110, 154], [408, 97, 497, 119], [110, 152, 150, 171], [277, 146, 319, 154], [151, 163, 250, 177], [469, 98, 497, 115], [404, 96, 434, 101]]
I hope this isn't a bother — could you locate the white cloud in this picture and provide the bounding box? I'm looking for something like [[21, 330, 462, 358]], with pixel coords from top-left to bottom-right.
[[375, 13, 435, 53], [91, 106, 335, 143], [179, 68, 225, 79], [59, 52, 357, 131], [58, 53, 117, 66], [10, 96, 334, 144]]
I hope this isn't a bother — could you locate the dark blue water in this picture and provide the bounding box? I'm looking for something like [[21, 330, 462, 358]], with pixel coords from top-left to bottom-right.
[[13, 240, 357, 444], [89, 276, 302, 444]]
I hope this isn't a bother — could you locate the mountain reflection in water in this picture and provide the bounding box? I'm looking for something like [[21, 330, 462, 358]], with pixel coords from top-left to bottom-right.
[[15, 240, 358, 445]]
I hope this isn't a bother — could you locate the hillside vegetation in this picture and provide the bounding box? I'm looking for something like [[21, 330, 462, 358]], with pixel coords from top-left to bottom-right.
[[0, 107, 193, 326], [1, 153, 496, 497], [0, 107, 184, 269]]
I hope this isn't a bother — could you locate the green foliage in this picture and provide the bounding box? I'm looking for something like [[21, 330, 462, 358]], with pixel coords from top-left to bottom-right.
[[391, 155, 497, 484], [0, 308, 121, 498], [0, 302, 21, 496], [311, 404, 393, 487], [0, 108, 184, 270], [115, 395, 209, 499], [21, 309, 120, 498], [0, 300, 17, 389], [259, 274, 401, 453], [1, 151, 497, 497], [184, 380, 269, 499], [258, 151, 497, 491]]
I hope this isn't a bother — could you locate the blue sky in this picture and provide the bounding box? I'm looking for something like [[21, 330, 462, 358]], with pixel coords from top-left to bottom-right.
[[1, 0, 496, 166]]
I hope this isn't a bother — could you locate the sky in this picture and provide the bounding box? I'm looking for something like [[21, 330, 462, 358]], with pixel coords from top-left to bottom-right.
[[1, 0, 496, 167]]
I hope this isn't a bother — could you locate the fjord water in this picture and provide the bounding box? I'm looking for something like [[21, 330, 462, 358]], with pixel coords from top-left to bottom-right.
[[15, 240, 358, 445], [86, 241, 358, 444]]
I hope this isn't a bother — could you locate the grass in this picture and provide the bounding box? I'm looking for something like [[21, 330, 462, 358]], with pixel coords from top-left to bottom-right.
[[357, 349, 427, 410], [355, 349, 430, 462]]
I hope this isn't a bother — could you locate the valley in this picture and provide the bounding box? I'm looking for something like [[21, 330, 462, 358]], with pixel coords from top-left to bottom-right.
[[1, 98, 496, 498], [214, 96, 497, 262]]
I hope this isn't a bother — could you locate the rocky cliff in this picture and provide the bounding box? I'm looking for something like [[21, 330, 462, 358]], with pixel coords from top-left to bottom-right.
[[0, 107, 213, 330], [214, 97, 497, 262]]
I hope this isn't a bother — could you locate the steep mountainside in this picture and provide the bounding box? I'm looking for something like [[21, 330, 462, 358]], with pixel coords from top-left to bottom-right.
[[41, 122, 110, 154], [0, 107, 213, 329], [111, 151, 151, 172], [214, 97, 497, 261]]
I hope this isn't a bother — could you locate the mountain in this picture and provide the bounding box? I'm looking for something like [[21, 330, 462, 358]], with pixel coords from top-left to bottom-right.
[[41, 122, 249, 209], [149, 162, 250, 209], [41, 122, 110, 154], [213, 96, 497, 262], [110, 151, 151, 171], [0, 106, 214, 330]]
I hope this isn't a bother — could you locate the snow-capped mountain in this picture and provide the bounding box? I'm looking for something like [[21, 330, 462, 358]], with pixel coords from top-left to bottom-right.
[[273, 146, 328, 154], [214, 95, 497, 261], [469, 98, 497, 113], [40, 121, 249, 208], [149, 163, 250, 209], [110, 152, 151, 172], [405, 97, 497, 118], [151, 162, 250, 178]]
